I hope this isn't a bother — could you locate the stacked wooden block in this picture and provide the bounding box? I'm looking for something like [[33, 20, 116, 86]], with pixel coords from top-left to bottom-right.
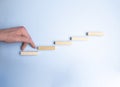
[[21, 32, 104, 56]]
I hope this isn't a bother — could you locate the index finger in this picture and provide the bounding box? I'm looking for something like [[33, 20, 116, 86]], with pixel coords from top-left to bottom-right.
[[29, 38, 36, 48], [21, 27, 36, 48]]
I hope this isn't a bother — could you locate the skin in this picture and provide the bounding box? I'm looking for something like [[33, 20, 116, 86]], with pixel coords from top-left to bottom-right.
[[0, 26, 36, 50]]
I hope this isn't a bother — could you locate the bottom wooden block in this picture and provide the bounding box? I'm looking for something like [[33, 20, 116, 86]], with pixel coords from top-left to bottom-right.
[[20, 51, 38, 56]]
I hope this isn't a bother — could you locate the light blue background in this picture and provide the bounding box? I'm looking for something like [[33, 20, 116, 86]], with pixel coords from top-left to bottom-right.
[[0, 0, 120, 87]]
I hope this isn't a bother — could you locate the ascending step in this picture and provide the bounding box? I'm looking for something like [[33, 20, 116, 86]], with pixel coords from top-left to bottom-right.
[[86, 32, 104, 36], [54, 41, 72, 45], [37, 46, 55, 50], [20, 51, 38, 56], [70, 36, 88, 41]]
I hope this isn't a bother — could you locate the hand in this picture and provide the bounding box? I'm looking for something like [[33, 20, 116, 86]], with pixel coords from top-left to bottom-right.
[[0, 26, 36, 50]]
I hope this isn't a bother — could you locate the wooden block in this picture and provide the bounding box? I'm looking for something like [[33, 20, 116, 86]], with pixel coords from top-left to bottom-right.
[[20, 51, 38, 56], [38, 46, 55, 50], [70, 37, 88, 41], [87, 32, 104, 36], [54, 41, 72, 45]]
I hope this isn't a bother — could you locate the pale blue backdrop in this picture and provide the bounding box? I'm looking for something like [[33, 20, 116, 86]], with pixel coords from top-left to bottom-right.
[[0, 0, 120, 87]]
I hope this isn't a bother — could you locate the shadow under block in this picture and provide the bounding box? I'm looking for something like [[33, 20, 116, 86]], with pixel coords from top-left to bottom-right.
[[87, 32, 104, 36], [70, 37, 88, 41], [54, 41, 72, 45], [20, 51, 38, 56], [38, 46, 55, 50]]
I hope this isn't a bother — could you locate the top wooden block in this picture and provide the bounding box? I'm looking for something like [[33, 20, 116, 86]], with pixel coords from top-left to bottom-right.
[[86, 32, 104, 36]]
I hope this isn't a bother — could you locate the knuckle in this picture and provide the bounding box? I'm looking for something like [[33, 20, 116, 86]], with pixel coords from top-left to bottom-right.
[[20, 26, 25, 29]]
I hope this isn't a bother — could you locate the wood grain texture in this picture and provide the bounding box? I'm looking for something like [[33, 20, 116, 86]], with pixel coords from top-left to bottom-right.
[[20, 51, 38, 56], [38, 46, 55, 50]]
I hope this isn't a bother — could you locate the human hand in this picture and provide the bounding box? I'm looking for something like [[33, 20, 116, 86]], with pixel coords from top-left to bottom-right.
[[0, 26, 35, 50]]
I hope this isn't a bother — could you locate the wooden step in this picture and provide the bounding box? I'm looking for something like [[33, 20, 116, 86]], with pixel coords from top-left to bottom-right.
[[54, 41, 72, 45], [70, 36, 88, 41], [37, 46, 55, 50], [20, 51, 38, 56], [86, 32, 104, 36]]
